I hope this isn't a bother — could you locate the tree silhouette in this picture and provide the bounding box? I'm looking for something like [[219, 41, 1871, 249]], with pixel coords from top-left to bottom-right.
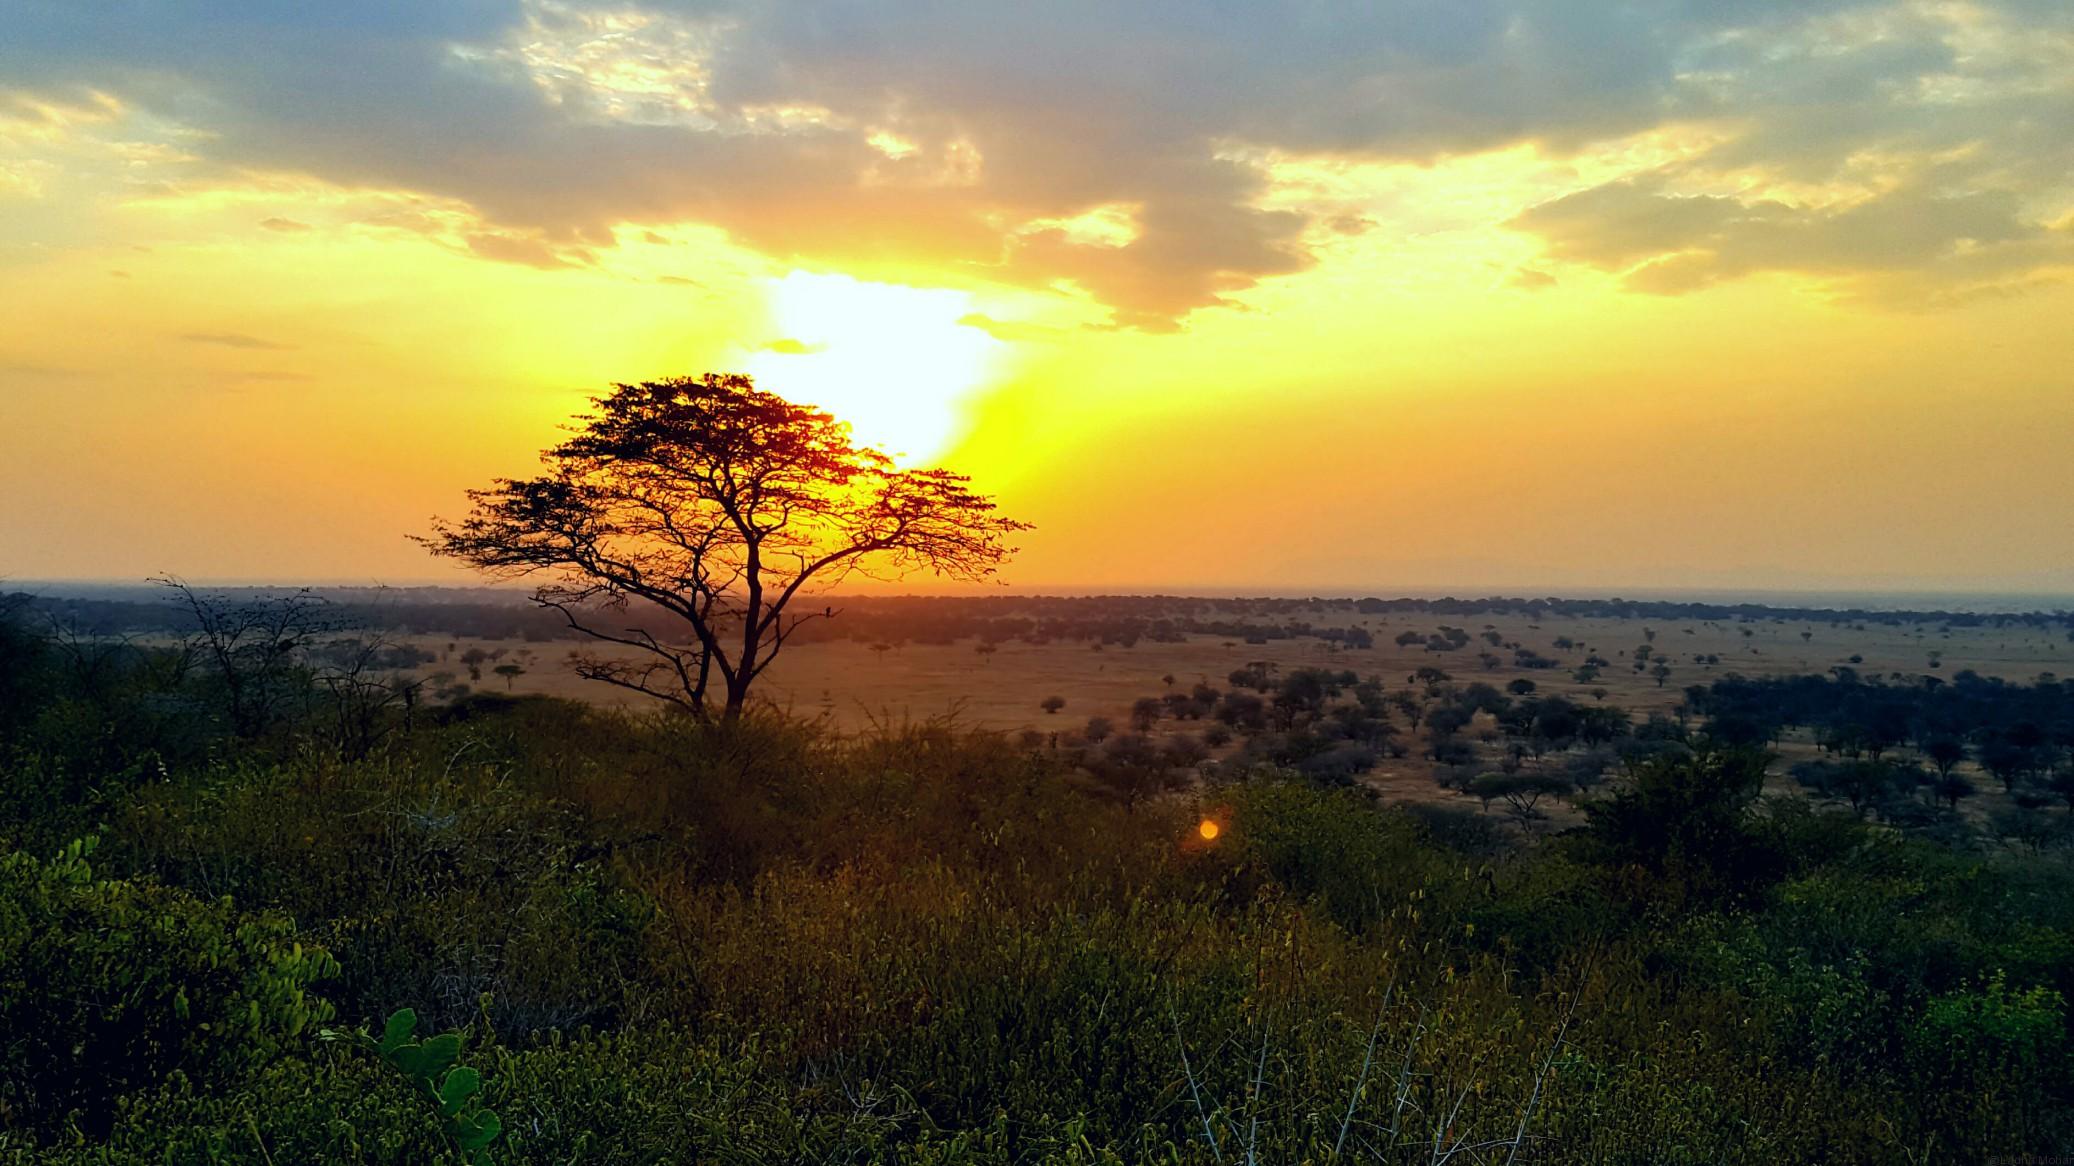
[[423, 374, 1027, 720], [1923, 736, 1967, 779]]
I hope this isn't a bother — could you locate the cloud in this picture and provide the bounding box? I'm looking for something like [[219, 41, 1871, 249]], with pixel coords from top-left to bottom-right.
[[464, 231, 591, 268], [757, 337, 824, 355], [180, 331, 295, 350], [1507, 268, 1557, 291], [1499, 2, 2074, 300], [258, 216, 311, 231], [0, 360, 83, 381], [224, 370, 315, 383], [1513, 180, 2072, 301], [7, 0, 2073, 321], [956, 312, 1068, 343]]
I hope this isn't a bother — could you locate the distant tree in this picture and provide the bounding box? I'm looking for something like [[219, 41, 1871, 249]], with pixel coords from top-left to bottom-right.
[[1979, 739, 2031, 793], [1211, 692, 1260, 734], [1575, 705, 1631, 747], [2046, 764, 2074, 811], [1703, 712, 1771, 749], [1924, 736, 1967, 779], [1130, 696, 1164, 731], [1506, 678, 1537, 696], [1835, 761, 1899, 818], [1426, 704, 1473, 740], [1161, 691, 1205, 719], [423, 374, 1026, 720], [1040, 695, 1065, 715], [1465, 771, 1572, 825], [1459, 682, 1507, 714], [1163, 733, 1208, 769], [1228, 662, 1277, 692], [1990, 805, 2063, 854], [1083, 715, 1114, 744], [1431, 738, 1476, 766], [492, 663, 524, 690], [1650, 661, 1673, 687], [1932, 772, 1977, 810], [1564, 748, 1616, 792], [1389, 691, 1424, 731], [1090, 732, 1183, 809], [155, 576, 330, 739], [1530, 700, 1580, 757]]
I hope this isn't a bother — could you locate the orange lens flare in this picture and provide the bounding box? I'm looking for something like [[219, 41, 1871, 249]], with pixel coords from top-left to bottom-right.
[[1198, 819, 1220, 841]]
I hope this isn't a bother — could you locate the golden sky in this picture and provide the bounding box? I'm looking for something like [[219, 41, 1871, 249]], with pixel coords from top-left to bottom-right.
[[3, 2, 2072, 594]]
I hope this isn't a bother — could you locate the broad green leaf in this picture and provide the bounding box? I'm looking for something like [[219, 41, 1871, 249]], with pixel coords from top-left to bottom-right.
[[454, 1110, 503, 1152], [378, 1008, 418, 1055], [397, 1031, 462, 1080], [438, 1066, 482, 1117]]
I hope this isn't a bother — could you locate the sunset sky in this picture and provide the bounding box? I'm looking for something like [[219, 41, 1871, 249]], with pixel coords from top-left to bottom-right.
[[4, 1, 2071, 594]]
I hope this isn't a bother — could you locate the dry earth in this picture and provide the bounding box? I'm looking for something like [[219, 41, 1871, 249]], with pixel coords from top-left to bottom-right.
[[407, 602, 2070, 827]]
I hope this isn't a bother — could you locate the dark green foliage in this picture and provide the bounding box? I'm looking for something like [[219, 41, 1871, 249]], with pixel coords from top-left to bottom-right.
[[1572, 746, 1780, 905], [2, 613, 2072, 1162], [0, 838, 338, 1143]]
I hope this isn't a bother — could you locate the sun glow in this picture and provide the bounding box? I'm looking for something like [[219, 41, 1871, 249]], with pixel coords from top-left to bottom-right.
[[742, 271, 1004, 462], [1198, 819, 1220, 841]]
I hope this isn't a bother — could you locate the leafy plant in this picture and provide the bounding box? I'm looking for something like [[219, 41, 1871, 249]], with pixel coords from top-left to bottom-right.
[[325, 1008, 503, 1163], [0, 837, 337, 1141]]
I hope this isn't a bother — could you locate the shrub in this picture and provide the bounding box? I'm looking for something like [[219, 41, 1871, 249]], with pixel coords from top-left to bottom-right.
[[0, 838, 337, 1141]]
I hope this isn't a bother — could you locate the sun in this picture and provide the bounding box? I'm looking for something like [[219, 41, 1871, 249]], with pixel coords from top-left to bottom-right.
[[742, 271, 1004, 463]]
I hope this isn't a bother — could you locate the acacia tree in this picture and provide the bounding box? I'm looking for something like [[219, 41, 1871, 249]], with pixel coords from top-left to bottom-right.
[[422, 374, 1027, 720]]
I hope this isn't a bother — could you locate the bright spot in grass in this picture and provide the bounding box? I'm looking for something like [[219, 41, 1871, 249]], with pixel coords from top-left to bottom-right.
[[1198, 818, 1220, 841]]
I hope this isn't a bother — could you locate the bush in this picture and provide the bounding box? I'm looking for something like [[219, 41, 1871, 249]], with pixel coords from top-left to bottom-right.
[[0, 838, 338, 1142]]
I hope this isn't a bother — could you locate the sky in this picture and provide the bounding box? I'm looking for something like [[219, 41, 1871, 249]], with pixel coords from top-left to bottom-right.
[[3, 0, 2072, 595]]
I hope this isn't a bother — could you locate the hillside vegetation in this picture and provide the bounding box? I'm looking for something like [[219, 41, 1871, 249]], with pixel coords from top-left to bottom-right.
[[2, 599, 2070, 1163]]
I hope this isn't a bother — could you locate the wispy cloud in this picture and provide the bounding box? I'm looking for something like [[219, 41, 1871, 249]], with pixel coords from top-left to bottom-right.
[[180, 331, 294, 350]]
